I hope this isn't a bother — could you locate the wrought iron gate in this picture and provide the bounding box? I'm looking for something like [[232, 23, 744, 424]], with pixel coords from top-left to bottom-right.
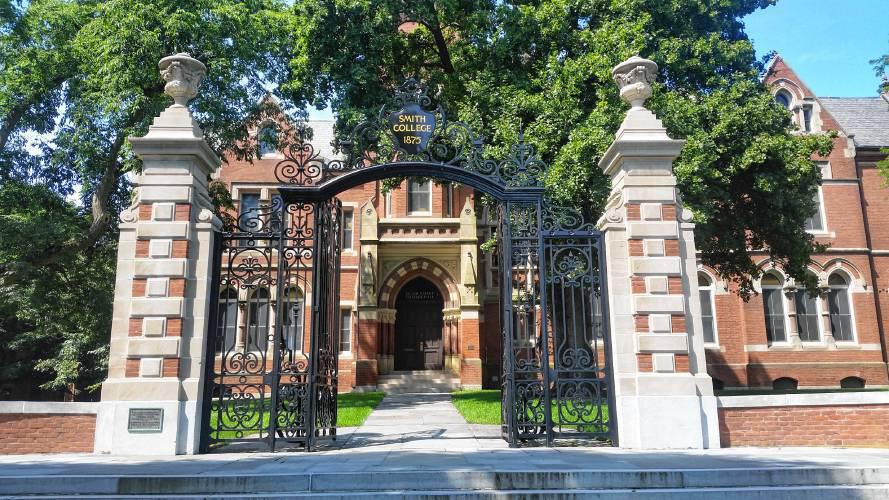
[[498, 200, 614, 446], [201, 196, 341, 452], [201, 77, 615, 452]]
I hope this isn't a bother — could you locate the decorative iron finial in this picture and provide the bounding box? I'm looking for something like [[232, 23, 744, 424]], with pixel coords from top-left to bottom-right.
[[611, 56, 658, 109], [393, 78, 433, 109], [159, 53, 207, 107]]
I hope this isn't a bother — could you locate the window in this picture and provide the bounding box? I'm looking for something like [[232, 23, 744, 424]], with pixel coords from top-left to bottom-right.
[[802, 107, 812, 132], [282, 288, 304, 352], [339, 309, 352, 352], [239, 193, 260, 231], [269, 194, 283, 232], [258, 126, 278, 156], [804, 189, 824, 232], [217, 288, 239, 351], [407, 179, 431, 214], [342, 209, 354, 250], [772, 377, 798, 391], [794, 287, 821, 342], [246, 288, 270, 350], [840, 376, 865, 389], [775, 91, 792, 109], [698, 273, 717, 344], [762, 273, 786, 343], [828, 273, 855, 341]]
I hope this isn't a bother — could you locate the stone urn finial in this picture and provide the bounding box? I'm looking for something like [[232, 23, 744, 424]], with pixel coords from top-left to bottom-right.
[[612, 56, 658, 109], [159, 53, 207, 107]]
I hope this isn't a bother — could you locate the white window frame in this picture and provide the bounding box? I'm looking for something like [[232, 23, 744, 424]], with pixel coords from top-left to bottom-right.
[[407, 179, 432, 215], [342, 208, 354, 250], [258, 125, 279, 158], [339, 308, 352, 353], [793, 284, 823, 344], [761, 273, 790, 345], [384, 190, 393, 218], [698, 273, 719, 346], [804, 186, 827, 235], [828, 272, 858, 344]]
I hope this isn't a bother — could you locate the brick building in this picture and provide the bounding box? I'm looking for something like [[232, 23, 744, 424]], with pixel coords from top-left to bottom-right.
[[212, 57, 889, 393], [702, 57, 889, 390]]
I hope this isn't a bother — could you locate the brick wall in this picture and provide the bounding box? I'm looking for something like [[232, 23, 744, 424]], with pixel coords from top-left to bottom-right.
[[718, 394, 889, 447], [0, 413, 96, 454]]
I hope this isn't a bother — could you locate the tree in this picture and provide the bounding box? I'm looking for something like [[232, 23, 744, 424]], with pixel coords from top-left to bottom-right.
[[283, 0, 832, 296], [0, 0, 298, 397]]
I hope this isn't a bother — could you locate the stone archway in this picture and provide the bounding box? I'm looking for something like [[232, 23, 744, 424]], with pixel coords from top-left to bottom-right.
[[376, 258, 463, 376]]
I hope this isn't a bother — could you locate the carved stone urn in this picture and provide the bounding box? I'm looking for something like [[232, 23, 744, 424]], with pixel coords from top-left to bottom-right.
[[159, 52, 207, 107], [611, 56, 658, 109]]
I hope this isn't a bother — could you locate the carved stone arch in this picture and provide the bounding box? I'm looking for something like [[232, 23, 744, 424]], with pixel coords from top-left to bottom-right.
[[378, 257, 460, 309], [821, 258, 867, 291], [770, 78, 805, 102], [753, 259, 787, 292]]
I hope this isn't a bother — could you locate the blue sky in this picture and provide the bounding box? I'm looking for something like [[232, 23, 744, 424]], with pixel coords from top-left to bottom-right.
[[744, 0, 886, 97]]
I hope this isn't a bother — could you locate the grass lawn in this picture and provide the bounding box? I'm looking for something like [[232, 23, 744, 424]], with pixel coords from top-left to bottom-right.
[[337, 391, 385, 427], [210, 391, 385, 440], [452, 389, 610, 433], [452, 389, 501, 424]]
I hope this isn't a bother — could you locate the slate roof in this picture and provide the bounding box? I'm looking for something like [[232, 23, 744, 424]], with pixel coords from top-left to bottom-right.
[[304, 120, 341, 160], [819, 97, 889, 148]]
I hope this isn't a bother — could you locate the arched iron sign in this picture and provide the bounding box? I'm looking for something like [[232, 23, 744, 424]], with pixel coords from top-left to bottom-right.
[[201, 79, 616, 452]]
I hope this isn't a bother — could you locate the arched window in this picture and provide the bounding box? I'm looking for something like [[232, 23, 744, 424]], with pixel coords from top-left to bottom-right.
[[217, 288, 239, 351], [407, 178, 431, 214], [258, 125, 278, 156], [773, 377, 798, 391], [698, 272, 717, 344], [761, 272, 786, 343], [828, 273, 855, 341], [246, 288, 270, 350], [774, 90, 792, 109], [840, 376, 865, 389], [794, 277, 821, 342], [282, 287, 304, 352]]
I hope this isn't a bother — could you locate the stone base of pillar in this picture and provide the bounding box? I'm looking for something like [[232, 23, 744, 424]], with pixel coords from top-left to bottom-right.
[[444, 354, 461, 375], [94, 399, 201, 455], [355, 359, 379, 387], [615, 374, 720, 449], [460, 357, 482, 389], [377, 354, 394, 375]]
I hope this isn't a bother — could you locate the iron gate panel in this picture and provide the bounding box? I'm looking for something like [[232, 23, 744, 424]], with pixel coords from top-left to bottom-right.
[[202, 77, 615, 452], [201, 196, 341, 452]]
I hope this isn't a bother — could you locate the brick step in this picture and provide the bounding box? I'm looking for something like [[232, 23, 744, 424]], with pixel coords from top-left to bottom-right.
[[5, 467, 889, 497]]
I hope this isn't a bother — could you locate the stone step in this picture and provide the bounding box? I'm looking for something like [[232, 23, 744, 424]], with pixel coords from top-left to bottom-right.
[[5, 467, 889, 497], [376, 371, 461, 394], [36, 485, 889, 499]]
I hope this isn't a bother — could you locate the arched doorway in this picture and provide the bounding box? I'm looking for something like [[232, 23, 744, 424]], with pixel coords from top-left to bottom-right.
[[394, 277, 444, 371]]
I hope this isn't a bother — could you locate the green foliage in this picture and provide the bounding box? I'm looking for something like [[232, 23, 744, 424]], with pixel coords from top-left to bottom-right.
[[1, 0, 839, 398], [0, 0, 299, 398], [284, 0, 832, 297]]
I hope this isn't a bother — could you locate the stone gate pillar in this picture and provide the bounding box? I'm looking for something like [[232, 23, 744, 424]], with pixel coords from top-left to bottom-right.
[[598, 56, 719, 449], [95, 53, 220, 455]]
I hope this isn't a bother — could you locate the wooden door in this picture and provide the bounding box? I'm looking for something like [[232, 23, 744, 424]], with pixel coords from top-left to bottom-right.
[[394, 278, 443, 371]]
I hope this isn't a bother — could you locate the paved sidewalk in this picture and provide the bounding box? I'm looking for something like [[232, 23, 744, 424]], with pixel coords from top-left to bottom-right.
[[338, 393, 504, 451]]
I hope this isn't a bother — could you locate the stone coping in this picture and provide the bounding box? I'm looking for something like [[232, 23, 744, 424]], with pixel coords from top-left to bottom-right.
[[0, 401, 99, 415], [717, 391, 889, 408]]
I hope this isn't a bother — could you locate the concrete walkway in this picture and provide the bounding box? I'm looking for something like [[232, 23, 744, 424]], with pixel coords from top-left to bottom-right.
[[339, 393, 504, 451]]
